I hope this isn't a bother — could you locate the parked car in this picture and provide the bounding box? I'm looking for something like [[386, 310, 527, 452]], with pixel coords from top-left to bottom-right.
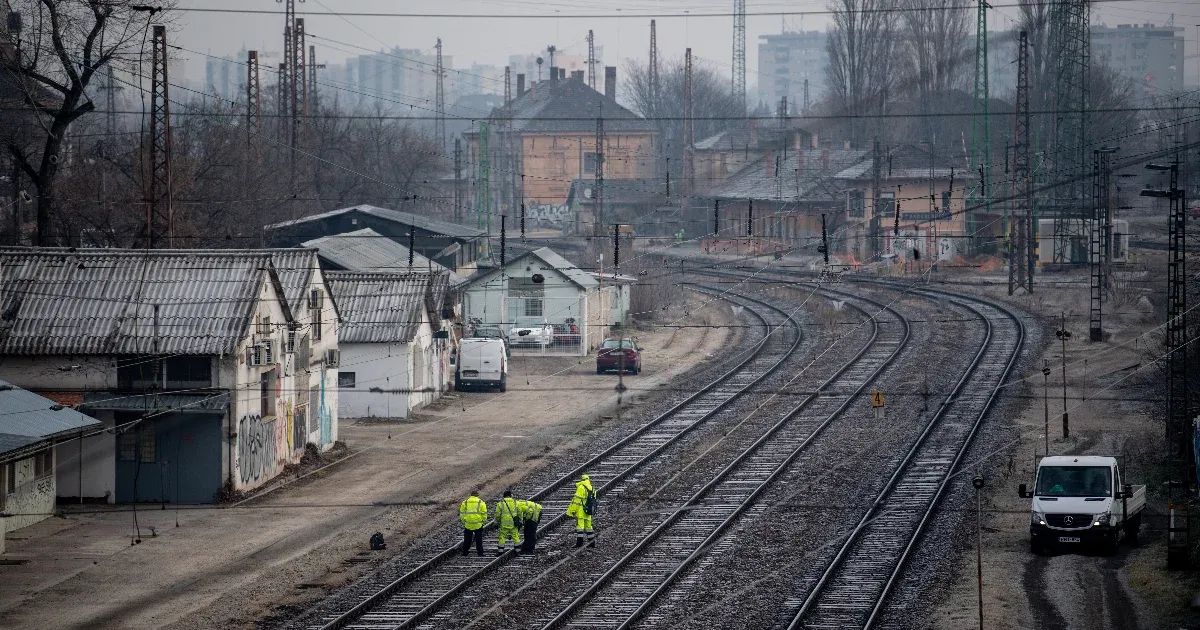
[[1019, 455, 1145, 555], [509, 316, 553, 346], [552, 321, 582, 347], [456, 338, 508, 391], [596, 337, 642, 374]]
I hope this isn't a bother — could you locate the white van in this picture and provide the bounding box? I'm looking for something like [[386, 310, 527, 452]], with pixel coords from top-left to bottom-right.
[[456, 338, 508, 391]]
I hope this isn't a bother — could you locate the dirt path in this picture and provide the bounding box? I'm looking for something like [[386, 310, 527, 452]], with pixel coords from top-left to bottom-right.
[[0, 300, 734, 630], [923, 270, 1200, 630]]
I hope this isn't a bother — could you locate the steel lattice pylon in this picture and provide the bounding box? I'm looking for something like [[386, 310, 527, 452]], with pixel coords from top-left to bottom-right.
[[587, 30, 597, 91], [435, 39, 446, 152], [1050, 0, 1091, 265], [1089, 148, 1114, 341], [1010, 30, 1033, 295], [969, 0, 991, 254], [732, 0, 746, 111], [476, 121, 491, 256], [1161, 161, 1191, 568], [146, 25, 173, 248], [682, 48, 695, 206], [246, 51, 261, 143]]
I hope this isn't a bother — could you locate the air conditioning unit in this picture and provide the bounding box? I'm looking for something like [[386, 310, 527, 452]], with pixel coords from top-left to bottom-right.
[[325, 348, 340, 368], [248, 340, 275, 366]]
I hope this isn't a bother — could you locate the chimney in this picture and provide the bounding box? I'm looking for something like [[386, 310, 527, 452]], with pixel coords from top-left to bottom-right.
[[559, 67, 566, 80], [517, 73, 526, 97], [571, 69, 585, 81], [550, 65, 558, 81], [765, 149, 776, 178], [604, 66, 617, 98]]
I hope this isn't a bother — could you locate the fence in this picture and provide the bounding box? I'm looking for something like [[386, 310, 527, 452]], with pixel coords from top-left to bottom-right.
[[499, 294, 589, 357]]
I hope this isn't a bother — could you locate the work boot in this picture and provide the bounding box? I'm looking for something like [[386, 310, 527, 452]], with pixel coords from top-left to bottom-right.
[[574, 538, 584, 548]]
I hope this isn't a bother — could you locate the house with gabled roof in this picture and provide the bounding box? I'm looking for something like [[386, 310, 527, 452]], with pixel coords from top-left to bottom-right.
[[326, 271, 453, 418], [0, 248, 336, 503]]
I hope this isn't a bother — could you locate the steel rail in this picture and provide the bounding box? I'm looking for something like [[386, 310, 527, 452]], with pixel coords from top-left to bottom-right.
[[786, 282, 1025, 630], [538, 276, 910, 630], [311, 286, 802, 630]]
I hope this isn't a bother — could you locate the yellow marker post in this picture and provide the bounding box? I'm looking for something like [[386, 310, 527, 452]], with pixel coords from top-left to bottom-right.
[[871, 391, 885, 419]]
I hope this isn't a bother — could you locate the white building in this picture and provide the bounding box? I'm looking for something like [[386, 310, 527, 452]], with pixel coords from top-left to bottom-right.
[[327, 272, 454, 418], [1, 382, 101, 553], [463, 247, 614, 354], [0, 248, 339, 503]]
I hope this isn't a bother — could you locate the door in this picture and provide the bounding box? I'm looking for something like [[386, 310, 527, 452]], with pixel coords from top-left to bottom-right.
[[116, 413, 222, 503]]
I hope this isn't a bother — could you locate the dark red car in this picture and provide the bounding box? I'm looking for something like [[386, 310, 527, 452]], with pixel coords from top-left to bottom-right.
[[596, 338, 642, 374]]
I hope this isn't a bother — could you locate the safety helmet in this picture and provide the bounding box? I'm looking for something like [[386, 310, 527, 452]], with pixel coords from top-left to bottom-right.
[[580, 474, 590, 481]]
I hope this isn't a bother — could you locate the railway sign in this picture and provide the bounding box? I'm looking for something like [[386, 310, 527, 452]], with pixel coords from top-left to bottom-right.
[[871, 391, 885, 407]]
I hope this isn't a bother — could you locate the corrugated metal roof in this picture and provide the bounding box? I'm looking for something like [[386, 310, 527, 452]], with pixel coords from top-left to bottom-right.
[[0, 380, 102, 441], [703, 148, 867, 201], [325, 272, 430, 344], [266, 249, 318, 315], [0, 433, 44, 457], [472, 247, 598, 290], [267, 205, 486, 240], [832, 144, 958, 180], [485, 78, 657, 134], [0, 248, 273, 356], [80, 392, 229, 413], [302, 229, 466, 287]]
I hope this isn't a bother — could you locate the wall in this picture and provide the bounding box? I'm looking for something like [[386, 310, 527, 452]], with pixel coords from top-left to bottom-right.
[[585, 285, 613, 350], [1, 448, 56, 553], [337, 342, 411, 418], [463, 258, 587, 329], [0, 356, 117, 391], [55, 413, 116, 502], [845, 178, 968, 259], [509, 132, 656, 206]]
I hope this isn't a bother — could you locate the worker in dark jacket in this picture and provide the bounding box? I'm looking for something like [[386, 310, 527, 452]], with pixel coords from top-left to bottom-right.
[[517, 497, 543, 553]]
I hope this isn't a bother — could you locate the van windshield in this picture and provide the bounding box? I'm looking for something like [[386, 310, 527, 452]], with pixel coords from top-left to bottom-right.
[[1035, 465, 1111, 497]]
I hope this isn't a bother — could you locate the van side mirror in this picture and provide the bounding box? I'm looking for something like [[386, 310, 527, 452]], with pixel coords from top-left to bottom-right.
[[1018, 483, 1029, 498]]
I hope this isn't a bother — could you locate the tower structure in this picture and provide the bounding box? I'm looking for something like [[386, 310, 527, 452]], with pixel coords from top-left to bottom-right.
[[1089, 147, 1114, 341], [435, 38, 446, 152], [969, 0, 991, 253], [309, 45, 319, 109], [476, 121, 491, 239], [587, 30, 597, 91], [1010, 30, 1033, 294], [649, 20, 659, 108], [732, 0, 746, 111], [277, 0, 298, 125], [454, 138, 463, 221], [682, 48, 695, 205], [292, 17, 306, 145], [246, 51, 261, 143], [1162, 160, 1190, 568], [146, 25, 174, 248], [1050, 0, 1091, 264]]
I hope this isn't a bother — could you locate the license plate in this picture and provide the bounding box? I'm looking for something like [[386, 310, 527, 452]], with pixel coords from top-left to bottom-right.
[[1058, 536, 1081, 543], [462, 370, 478, 377]]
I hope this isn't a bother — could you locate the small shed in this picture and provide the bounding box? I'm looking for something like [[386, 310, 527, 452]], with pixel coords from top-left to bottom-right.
[[463, 247, 611, 354], [1, 381, 101, 553], [588, 273, 638, 329]]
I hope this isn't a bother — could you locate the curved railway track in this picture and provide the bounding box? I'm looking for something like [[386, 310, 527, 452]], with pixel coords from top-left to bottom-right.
[[302, 285, 804, 630], [784, 281, 1026, 630], [533, 279, 911, 630]]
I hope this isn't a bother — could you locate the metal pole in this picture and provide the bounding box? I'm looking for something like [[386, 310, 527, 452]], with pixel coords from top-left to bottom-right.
[[976, 482, 984, 630], [1042, 360, 1051, 456], [1060, 312, 1069, 439]]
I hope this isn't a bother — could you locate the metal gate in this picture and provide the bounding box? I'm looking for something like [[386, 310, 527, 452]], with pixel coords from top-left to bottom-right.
[[501, 294, 587, 356]]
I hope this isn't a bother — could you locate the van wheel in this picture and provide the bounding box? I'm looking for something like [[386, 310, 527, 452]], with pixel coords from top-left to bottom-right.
[[1125, 514, 1141, 544], [1030, 539, 1044, 555], [454, 376, 462, 391], [498, 375, 507, 393], [596, 366, 604, 374]]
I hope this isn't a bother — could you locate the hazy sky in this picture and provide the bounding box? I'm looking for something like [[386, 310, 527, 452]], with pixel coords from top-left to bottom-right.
[[172, 0, 1200, 92]]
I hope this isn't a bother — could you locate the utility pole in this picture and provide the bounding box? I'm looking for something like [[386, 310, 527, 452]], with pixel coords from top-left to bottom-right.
[[803, 78, 810, 113], [1141, 160, 1190, 568], [587, 30, 597, 91], [309, 45, 319, 109], [292, 17, 306, 148], [732, 0, 746, 111], [1042, 360, 1051, 455], [453, 138, 463, 222], [870, 137, 882, 259], [1090, 147, 1115, 341], [146, 25, 174, 248], [247, 50, 261, 147], [650, 20, 661, 181], [1056, 313, 1071, 439], [477, 121, 491, 255], [435, 38, 446, 152], [278, 0, 294, 127], [595, 113, 605, 237], [682, 48, 695, 215], [970, 0, 990, 255], [1011, 30, 1033, 295], [1049, 0, 1091, 266]]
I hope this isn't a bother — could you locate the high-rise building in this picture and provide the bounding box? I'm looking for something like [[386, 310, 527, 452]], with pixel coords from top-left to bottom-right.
[[757, 31, 828, 112], [344, 48, 449, 112], [1091, 23, 1186, 97], [204, 51, 243, 103]]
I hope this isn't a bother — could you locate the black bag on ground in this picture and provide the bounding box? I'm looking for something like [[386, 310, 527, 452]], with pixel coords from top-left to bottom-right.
[[370, 532, 387, 550]]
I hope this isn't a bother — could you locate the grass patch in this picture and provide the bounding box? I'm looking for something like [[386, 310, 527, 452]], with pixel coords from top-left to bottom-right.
[[1127, 538, 1200, 627]]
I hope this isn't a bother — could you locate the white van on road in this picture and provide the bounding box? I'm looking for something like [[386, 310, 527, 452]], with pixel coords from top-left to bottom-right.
[[456, 338, 508, 391], [1019, 455, 1145, 555]]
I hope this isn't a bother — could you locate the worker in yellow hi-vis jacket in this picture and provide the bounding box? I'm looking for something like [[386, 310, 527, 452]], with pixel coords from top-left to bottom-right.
[[495, 489, 522, 555], [459, 489, 487, 556], [565, 473, 596, 547], [517, 497, 543, 553]]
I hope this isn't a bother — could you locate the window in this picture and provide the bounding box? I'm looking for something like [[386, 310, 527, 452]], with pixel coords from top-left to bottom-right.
[[312, 307, 323, 341], [119, 430, 137, 461], [35, 449, 53, 479], [4, 461, 15, 494], [117, 356, 160, 392], [942, 190, 952, 213], [258, 314, 271, 335], [848, 190, 865, 218], [310, 289, 324, 341], [876, 192, 896, 217], [261, 367, 277, 418], [164, 356, 212, 390], [524, 299, 544, 317], [583, 152, 599, 175], [139, 424, 156, 464], [338, 372, 356, 388]]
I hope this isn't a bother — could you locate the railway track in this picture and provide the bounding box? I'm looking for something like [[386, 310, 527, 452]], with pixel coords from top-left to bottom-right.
[[532, 278, 911, 630], [302, 285, 804, 630], [785, 283, 1025, 630]]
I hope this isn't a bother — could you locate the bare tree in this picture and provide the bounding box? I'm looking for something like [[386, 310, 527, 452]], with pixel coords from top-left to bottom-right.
[[899, 0, 970, 141], [824, 0, 901, 146], [2, 0, 172, 245]]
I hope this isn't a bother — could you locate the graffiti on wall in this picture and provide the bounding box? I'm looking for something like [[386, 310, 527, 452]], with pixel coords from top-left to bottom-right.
[[237, 414, 277, 484], [526, 202, 573, 229]]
